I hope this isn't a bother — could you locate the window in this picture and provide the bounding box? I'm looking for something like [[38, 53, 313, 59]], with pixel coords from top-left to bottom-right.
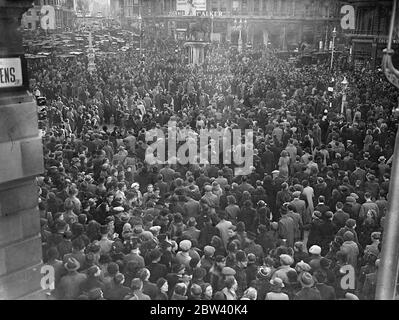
[[211, 0, 219, 12], [28, 22, 32, 29], [220, 0, 227, 12], [26, 10, 32, 16], [254, 0, 260, 13], [242, 0, 248, 13], [273, 0, 278, 13], [262, 0, 268, 13]]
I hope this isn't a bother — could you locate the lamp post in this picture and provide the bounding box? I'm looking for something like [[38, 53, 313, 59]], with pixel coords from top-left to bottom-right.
[[330, 27, 337, 70], [341, 76, 348, 114], [211, 12, 214, 42], [234, 18, 247, 53], [138, 14, 142, 56]]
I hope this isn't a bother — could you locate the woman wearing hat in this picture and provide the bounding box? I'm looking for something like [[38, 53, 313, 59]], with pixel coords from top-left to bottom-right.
[[221, 277, 238, 300], [294, 272, 321, 300], [155, 278, 169, 300], [266, 277, 289, 300]]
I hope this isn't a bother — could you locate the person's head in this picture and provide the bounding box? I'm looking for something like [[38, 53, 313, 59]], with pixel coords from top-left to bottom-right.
[[336, 202, 343, 210], [138, 268, 151, 282], [269, 277, 284, 292], [156, 278, 168, 293], [190, 283, 202, 299], [313, 270, 327, 284], [114, 273, 125, 285], [215, 254, 226, 268], [174, 283, 187, 296], [294, 241, 305, 253], [130, 278, 143, 292], [201, 283, 213, 298], [234, 248, 246, 265], [224, 277, 237, 291], [318, 195, 325, 204]]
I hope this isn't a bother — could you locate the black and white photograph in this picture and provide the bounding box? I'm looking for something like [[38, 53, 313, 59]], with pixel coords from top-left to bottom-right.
[[1, 0, 399, 305]]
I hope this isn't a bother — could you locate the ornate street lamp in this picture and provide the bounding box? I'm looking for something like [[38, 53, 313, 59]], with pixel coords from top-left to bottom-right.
[[234, 18, 247, 53], [340, 76, 348, 114], [330, 27, 337, 70], [138, 14, 142, 56]]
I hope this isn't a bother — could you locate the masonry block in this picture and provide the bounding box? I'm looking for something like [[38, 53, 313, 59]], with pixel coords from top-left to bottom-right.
[[20, 137, 44, 180], [18, 289, 47, 300], [0, 180, 38, 216], [0, 249, 6, 277], [0, 136, 43, 185], [4, 236, 42, 274], [0, 262, 43, 300], [20, 207, 41, 239], [0, 212, 23, 248], [0, 101, 38, 144]]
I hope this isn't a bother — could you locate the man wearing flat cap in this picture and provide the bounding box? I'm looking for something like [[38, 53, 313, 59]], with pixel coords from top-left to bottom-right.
[[57, 258, 87, 300], [272, 254, 295, 284]]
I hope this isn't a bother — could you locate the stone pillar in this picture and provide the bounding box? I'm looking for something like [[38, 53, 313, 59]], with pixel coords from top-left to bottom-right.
[[226, 21, 232, 42], [263, 29, 269, 47], [0, 0, 45, 300]]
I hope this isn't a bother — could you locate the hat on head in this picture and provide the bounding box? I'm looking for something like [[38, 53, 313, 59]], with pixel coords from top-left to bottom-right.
[[215, 255, 226, 263], [203, 245, 216, 257], [64, 257, 80, 272], [345, 219, 356, 228], [113, 206, 124, 213], [313, 211, 322, 218], [378, 156, 386, 162], [247, 253, 256, 263], [269, 277, 285, 288], [295, 260, 311, 273], [345, 293, 359, 300], [320, 258, 331, 269], [293, 191, 301, 197], [343, 231, 355, 242], [179, 239, 192, 251], [222, 267, 236, 276], [371, 231, 381, 240], [190, 283, 202, 296], [192, 267, 207, 280], [257, 267, 272, 280], [87, 265, 100, 277], [149, 226, 161, 234], [324, 211, 333, 219], [299, 272, 315, 288], [280, 254, 294, 266], [309, 245, 321, 255], [350, 193, 359, 200], [236, 250, 248, 263], [346, 196, 356, 203]]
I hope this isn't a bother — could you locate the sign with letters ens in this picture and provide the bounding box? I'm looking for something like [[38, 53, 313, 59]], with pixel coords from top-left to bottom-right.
[[0, 57, 23, 88]]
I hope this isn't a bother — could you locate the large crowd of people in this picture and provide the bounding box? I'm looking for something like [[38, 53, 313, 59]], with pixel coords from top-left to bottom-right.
[[30, 32, 399, 300]]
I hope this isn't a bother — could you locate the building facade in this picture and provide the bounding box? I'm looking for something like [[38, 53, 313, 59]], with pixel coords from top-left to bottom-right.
[[118, 0, 341, 50], [341, 0, 395, 67], [21, 0, 75, 31]]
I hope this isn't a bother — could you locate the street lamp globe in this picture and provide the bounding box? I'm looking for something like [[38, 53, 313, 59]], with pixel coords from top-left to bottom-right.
[[332, 27, 337, 38]]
